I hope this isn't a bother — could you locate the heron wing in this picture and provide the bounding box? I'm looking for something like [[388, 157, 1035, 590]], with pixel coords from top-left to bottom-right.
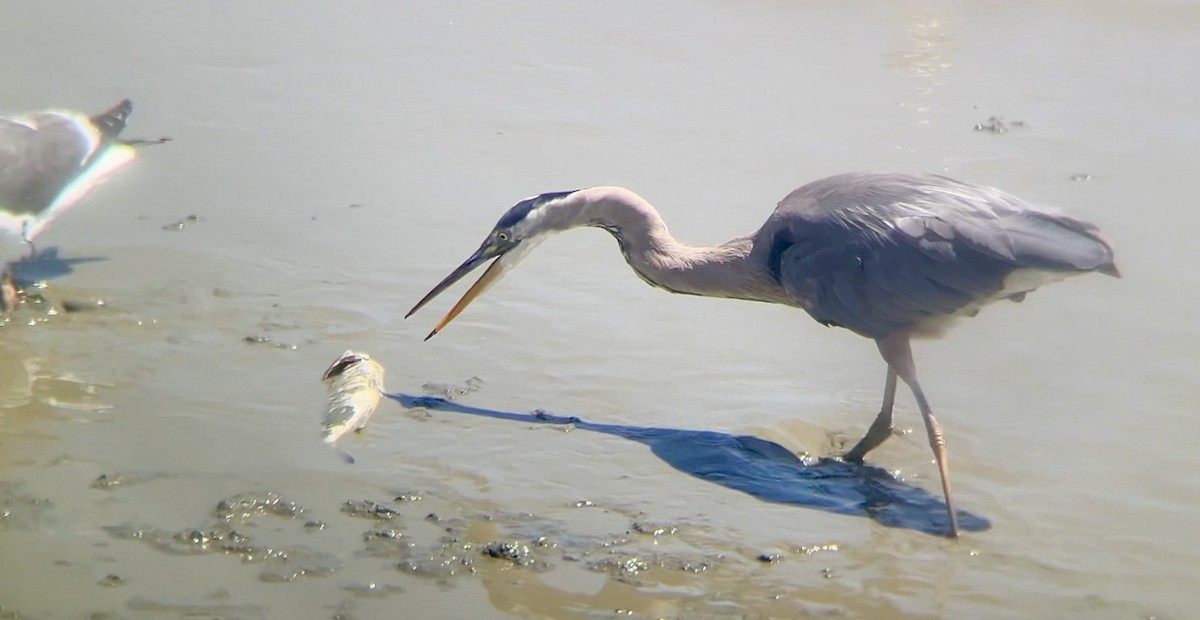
[[763, 172, 1117, 339]]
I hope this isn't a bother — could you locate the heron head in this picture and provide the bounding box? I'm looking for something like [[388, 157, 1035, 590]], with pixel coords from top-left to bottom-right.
[[405, 190, 580, 339]]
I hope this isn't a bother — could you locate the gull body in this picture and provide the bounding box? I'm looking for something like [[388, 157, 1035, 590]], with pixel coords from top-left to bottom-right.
[[406, 172, 1119, 537], [0, 99, 142, 310]]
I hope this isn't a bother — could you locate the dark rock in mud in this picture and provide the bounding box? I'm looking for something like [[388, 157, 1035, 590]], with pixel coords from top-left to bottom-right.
[[364, 528, 403, 540], [91, 474, 122, 490], [161, 214, 204, 231], [481, 540, 533, 565], [98, 574, 126, 587], [632, 520, 678, 537]]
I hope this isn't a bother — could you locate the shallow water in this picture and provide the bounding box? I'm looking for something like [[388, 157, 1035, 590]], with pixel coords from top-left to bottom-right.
[[1, 1, 1198, 618]]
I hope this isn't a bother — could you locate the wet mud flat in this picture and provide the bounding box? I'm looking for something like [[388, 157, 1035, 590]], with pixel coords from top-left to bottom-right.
[[1, 469, 854, 619], [0, 347, 1172, 619]]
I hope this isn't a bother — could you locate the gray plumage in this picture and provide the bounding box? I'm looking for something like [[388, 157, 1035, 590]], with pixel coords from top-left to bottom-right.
[[757, 173, 1118, 339], [0, 99, 132, 220], [0, 100, 143, 312], [407, 171, 1120, 537]]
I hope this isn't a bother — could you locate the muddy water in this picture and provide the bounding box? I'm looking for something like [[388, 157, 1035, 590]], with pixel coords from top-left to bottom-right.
[[1, 0, 1198, 618]]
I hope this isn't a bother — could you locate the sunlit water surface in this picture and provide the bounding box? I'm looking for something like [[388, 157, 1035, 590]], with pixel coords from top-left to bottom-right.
[[1, 1, 1197, 618]]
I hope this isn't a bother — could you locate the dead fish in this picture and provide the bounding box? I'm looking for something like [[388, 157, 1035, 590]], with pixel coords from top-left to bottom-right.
[[321, 350, 386, 445]]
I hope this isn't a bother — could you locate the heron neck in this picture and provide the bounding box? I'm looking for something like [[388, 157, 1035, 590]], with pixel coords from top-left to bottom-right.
[[569, 187, 792, 304]]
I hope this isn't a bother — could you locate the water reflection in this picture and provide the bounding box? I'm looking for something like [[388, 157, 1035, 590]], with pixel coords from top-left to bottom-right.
[[887, 4, 960, 82], [387, 393, 989, 537], [9, 246, 106, 285], [0, 337, 113, 478], [0, 342, 38, 410]]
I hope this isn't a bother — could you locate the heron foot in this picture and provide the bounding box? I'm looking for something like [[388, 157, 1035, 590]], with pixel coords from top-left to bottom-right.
[[842, 410, 897, 464]]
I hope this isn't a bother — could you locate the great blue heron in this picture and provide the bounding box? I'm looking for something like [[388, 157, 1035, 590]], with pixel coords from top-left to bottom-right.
[[406, 172, 1119, 537], [0, 99, 163, 311]]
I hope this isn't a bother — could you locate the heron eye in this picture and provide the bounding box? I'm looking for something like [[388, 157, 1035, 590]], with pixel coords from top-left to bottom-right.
[[497, 231, 510, 242]]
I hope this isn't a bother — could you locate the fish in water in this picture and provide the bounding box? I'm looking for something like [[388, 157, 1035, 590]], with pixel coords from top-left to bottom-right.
[[0, 99, 164, 311], [320, 350, 386, 445]]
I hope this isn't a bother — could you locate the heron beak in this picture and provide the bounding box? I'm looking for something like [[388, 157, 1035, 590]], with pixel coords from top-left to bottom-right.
[[405, 242, 512, 340]]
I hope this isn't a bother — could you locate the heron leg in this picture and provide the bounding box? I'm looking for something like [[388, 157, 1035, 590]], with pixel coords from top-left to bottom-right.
[[842, 366, 898, 463], [877, 331, 960, 538]]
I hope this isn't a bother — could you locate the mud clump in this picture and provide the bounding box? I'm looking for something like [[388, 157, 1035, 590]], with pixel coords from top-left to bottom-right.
[[396, 550, 477, 579], [91, 474, 123, 490], [632, 520, 678, 537], [363, 528, 415, 558], [341, 499, 403, 521], [105, 491, 339, 583], [481, 540, 535, 567], [98, 573, 127, 587], [589, 552, 717, 585], [420, 377, 483, 400], [0, 480, 52, 530], [161, 214, 204, 231], [214, 491, 304, 521], [973, 115, 1026, 135]]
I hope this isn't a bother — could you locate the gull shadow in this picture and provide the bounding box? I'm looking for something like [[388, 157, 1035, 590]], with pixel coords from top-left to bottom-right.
[[387, 393, 989, 537], [10, 246, 107, 285]]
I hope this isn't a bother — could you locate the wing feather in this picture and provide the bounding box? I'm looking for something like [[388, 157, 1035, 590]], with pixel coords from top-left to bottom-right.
[[0, 112, 99, 217], [761, 172, 1117, 339]]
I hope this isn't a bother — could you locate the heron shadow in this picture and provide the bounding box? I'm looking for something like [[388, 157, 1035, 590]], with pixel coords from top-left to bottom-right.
[[10, 246, 106, 285], [386, 393, 989, 537]]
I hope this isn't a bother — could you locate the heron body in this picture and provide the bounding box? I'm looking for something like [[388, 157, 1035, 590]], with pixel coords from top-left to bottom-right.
[[407, 172, 1119, 537], [0, 99, 140, 310]]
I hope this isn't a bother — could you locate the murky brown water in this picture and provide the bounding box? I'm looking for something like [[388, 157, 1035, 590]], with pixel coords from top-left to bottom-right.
[[2, 1, 1198, 618]]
